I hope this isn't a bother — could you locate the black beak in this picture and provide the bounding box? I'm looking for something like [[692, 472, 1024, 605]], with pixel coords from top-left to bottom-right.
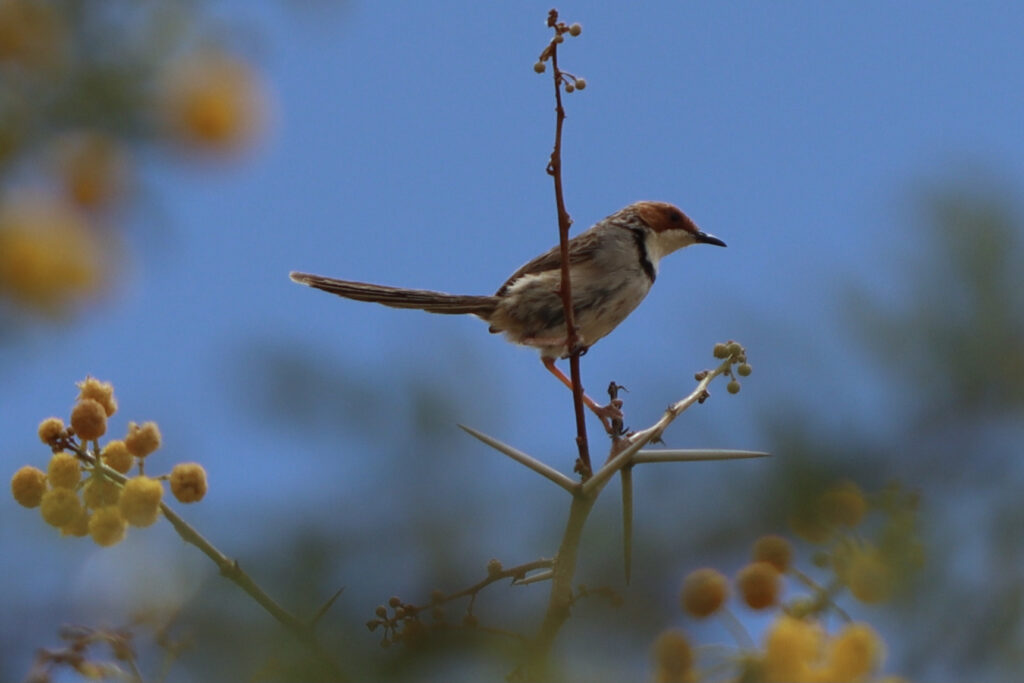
[[696, 231, 726, 247]]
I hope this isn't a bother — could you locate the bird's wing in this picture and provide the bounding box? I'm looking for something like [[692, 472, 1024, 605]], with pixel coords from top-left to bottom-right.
[[494, 232, 600, 296]]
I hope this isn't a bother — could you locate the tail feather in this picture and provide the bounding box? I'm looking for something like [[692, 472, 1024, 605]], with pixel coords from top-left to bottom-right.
[[290, 272, 499, 316]]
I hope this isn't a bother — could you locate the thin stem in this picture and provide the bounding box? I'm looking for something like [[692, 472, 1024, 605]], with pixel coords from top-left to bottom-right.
[[545, 13, 591, 478], [584, 359, 734, 496]]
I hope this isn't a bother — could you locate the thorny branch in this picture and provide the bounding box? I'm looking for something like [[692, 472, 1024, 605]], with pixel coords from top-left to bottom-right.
[[366, 558, 556, 646], [57, 437, 347, 681]]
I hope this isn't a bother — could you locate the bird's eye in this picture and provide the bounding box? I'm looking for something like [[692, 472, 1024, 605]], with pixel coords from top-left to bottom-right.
[[669, 209, 682, 222]]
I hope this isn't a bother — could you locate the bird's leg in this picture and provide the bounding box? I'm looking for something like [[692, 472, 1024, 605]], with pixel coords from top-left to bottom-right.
[[542, 357, 623, 432]]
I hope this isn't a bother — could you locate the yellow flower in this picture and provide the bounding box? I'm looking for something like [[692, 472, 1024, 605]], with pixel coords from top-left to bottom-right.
[[40, 487, 82, 527], [124, 421, 161, 458], [51, 132, 130, 210], [651, 629, 694, 683], [37, 416, 65, 446], [762, 615, 823, 682], [736, 561, 782, 610], [680, 567, 729, 618], [824, 622, 883, 682], [76, 376, 117, 417], [82, 475, 120, 509], [119, 476, 162, 527], [89, 505, 127, 547], [0, 194, 105, 315], [835, 543, 894, 604], [819, 480, 867, 528], [61, 505, 91, 537], [170, 463, 207, 503], [0, 0, 65, 69], [752, 534, 793, 573], [70, 398, 107, 441], [47, 452, 80, 489], [11, 465, 47, 507], [101, 439, 134, 474], [158, 51, 266, 152]]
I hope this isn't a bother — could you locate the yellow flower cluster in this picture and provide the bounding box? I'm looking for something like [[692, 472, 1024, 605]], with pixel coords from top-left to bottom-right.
[[0, 2, 270, 319], [10, 377, 208, 548], [656, 481, 920, 681], [761, 616, 882, 682]]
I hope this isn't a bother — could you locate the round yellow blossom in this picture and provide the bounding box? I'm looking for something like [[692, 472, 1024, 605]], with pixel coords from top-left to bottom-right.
[[158, 51, 266, 152], [762, 615, 823, 683], [70, 398, 107, 441], [101, 439, 134, 474], [124, 421, 161, 458], [819, 481, 867, 528], [47, 452, 81, 489], [826, 622, 883, 681], [88, 505, 127, 547], [736, 562, 781, 610], [0, 194, 106, 315], [119, 476, 162, 527], [752, 534, 793, 573], [0, 0, 66, 69], [788, 511, 831, 544], [170, 462, 207, 503], [51, 132, 130, 210], [680, 567, 729, 618], [651, 629, 694, 683], [11, 465, 47, 507], [82, 475, 120, 509], [37, 416, 65, 445], [842, 547, 894, 604], [61, 505, 91, 537], [76, 376, 117, 417], [40, 487, 83, 527]]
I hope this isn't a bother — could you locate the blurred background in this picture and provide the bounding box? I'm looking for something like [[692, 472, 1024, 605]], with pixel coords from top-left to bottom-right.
[[2, 1, 1023, 681]]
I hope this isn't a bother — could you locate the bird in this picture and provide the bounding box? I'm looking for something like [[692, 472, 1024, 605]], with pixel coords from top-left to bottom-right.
[[290, 201, 725, 429]]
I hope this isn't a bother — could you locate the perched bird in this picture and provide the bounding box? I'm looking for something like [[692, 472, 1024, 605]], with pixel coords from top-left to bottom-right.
[[291, 201, 725, 427]]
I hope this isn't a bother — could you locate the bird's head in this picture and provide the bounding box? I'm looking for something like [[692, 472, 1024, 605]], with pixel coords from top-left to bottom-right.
[[630, 201, 726, 262]]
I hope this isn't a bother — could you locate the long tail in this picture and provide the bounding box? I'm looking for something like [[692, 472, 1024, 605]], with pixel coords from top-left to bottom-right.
[[290, 272, 499, 316]]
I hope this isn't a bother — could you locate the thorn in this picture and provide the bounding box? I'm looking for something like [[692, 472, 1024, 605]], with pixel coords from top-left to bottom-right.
[[310, 587, 345, 627]]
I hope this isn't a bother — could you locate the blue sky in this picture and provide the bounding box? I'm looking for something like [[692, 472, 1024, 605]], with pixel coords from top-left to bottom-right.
[[4, 1, 1024, 679]]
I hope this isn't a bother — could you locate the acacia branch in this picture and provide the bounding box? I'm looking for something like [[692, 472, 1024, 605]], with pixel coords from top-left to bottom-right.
[[65, 441, 346, 680]]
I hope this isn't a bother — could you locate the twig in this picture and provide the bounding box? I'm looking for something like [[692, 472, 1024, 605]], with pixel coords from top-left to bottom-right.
[[543, 8, 591, 478], [583, 358, 735, 496], [65, 441, 347, 680]]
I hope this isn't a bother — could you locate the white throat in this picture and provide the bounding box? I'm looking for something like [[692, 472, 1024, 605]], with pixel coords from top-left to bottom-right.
[[643, 229, 697, 270]]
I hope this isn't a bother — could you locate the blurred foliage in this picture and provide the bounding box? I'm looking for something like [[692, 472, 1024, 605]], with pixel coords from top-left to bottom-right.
[[0, 0, 266, 323], [4, 3, 1023, 680], [744, 186, 1024, 682]]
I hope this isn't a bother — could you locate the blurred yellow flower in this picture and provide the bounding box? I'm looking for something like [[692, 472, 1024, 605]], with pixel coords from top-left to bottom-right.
[[51, 132, 131, 210], [0, 194, 106, 315], [157, 50, 266, 152], [826, 622, 884, 681], [762, 615, 823, 682], [0, 0, 65, 69]]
